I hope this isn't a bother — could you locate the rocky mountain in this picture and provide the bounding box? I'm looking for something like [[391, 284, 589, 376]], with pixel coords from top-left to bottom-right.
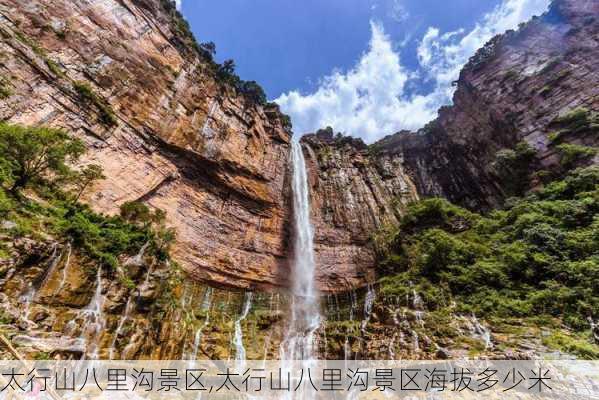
[[0, 0, 294, 293], [0, 0, 597, 361]]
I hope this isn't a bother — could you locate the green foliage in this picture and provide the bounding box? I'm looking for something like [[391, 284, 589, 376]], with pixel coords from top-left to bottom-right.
[[493, 141, 536, 196], [554, 108, 590, 129], [45, 59, 65, 78], [33, 352, 51, 360], [0, 123, 175, 272], [120, 201, 152, 224], [377, 167, 599, 335], [280, 114, 292, 131], [0, 189, 13, 216], [72, 164, 104, 202], [542, 331, 599, 359], [236, 80, 267, 105], [0, 77, 12, 99], [73, 81, 117, 126], [556, 143, 597, 168], [0, 123, 85, 193]]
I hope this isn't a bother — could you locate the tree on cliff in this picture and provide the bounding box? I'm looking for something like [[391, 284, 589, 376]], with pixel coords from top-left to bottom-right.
[[72, 164, 105, 203], [0, 123, 85, 194]]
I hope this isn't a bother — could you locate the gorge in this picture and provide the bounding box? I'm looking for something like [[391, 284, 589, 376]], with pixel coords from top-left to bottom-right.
[[0, 0, 598, 361]]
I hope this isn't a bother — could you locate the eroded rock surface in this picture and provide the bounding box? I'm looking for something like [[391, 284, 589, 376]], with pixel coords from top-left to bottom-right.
[[374, 0, 599, 209], [0, 0, 292, 291]]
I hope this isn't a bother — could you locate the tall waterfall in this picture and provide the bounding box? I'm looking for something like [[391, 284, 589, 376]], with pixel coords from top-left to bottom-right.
[[280, 139, 321, 360]]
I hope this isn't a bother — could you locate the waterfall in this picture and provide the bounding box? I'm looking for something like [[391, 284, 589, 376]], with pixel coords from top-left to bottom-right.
[[80, 268, 106, 359], [280, 139, 321, 361], [124, 241, 150, 267], [471, 313, 493, 349], [54, 242, 72, 296], [361, 284, 375, 333], [191, 288, 213, 360], [108, 296, 134, 360], [233, 291, 253, 363]]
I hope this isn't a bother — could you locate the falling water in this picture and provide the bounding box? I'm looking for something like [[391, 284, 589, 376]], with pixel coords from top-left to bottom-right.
[[190, 288, 213, 360], [124, 241, 150, 267], [233, 291, 253, 362], [361, 284, 376, 333], [54, 242, 72, 296], [280, 139, 321, 361], [108, 295, 134, 360], [31, 243, 61, 302], [471, 313, 493, 349], [80, 268, 106, 359], [19, 283, 36, 324]]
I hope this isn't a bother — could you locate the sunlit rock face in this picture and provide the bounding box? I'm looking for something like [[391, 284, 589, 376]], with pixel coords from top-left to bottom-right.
[[0, 0, 293, 291], [0, 0, 597, 295], [301, 130, 419, 293]]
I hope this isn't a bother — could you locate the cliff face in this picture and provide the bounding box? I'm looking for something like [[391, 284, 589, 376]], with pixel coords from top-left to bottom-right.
[[301, 130, 418, 292], [303, 0, 599, 279], [0, 0, 597, 295], [0, 0, 292, 291], [375, 0, 599, 209]]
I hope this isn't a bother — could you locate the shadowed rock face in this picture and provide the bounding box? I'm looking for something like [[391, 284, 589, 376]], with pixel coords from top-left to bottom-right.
[[0, 0, 597, 293], [373, 0, 599, 210]]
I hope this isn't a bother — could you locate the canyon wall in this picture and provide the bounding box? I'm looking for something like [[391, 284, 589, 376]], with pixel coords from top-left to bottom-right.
[[0, 0, 292, 291], [301, 130, 419, 292], [374, 0, 599, 209], [0, 0, 597, 294], [303, 0, 599, 282]]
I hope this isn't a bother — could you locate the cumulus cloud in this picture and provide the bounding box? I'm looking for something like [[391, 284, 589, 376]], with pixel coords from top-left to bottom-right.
[[174, 0, 182, 11], [275, 0, 551, 142]]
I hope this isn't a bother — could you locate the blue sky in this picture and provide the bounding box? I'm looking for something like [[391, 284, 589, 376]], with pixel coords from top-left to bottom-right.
[[179, 0, 551, 142]]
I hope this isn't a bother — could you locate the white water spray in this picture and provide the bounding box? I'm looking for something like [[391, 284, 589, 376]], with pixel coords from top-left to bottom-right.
[[191, 288, 213, 361], [80, 268, 106, 359], [233, 291, 253, 363], [280, 140, 321, 361], [54, 242, 72, 296], [361, 284, 375, 333], [108, 295, 134, 360]]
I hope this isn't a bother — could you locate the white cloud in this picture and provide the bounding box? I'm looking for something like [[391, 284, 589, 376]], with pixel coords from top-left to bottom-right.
[[175, 0, 182, 11], [275, 0, 551, 143]]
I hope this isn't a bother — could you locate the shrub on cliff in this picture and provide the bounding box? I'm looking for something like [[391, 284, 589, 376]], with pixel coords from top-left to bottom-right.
[[493, 141, 536, 196], [0, 123, 175, 272], [73, 81, 117, 126], [556, 143, 597, 169], [378, 166, 599, 334]]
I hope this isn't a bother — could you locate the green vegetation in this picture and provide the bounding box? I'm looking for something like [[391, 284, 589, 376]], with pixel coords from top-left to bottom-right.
[[376, 166, 599, 357], [0, 123, 174, 271], [0, 77, 12, 99], [542, 331, 599, 359], [73, 81, 118, 126], [493, 141, 537, 196], [556, 143, 597, 168], [548, 108, 599, 144], [0, 123, 85, 194], [45, 59, 65, 78]]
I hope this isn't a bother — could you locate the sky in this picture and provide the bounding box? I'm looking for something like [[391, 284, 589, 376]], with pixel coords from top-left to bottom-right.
[[179, 0, 551, 142]]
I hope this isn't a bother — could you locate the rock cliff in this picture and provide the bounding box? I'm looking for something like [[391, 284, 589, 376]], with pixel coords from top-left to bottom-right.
[[0, 0, 597, 294], [302, 0, 599, 288], [374, 0, 599, 209], [0, 0, 292, 291], [0, 0, 598, 362]]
